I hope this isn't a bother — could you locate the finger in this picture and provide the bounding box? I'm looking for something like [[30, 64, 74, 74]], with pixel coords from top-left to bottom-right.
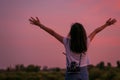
[[30, 17, 34, 19], [36, 17, 40, 22], [109, 19, 116, 25], [31, 17, 36, 21], [29, 19, 34, 24], [107, 18, 111, 22], [30, 21, 37, 25], [29, 19, 35, 23], [29, 19, 33, 23], [111, 19, 117, 24], [29, 19, 32, 22], [29, 18, 37, 24]]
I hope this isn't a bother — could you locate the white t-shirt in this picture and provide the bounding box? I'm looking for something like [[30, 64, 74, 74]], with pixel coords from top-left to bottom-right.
[[63, 37, 90, 67]]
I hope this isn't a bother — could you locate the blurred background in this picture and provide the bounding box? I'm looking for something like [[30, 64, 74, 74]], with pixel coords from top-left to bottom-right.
[[0, 0, 120, 69]]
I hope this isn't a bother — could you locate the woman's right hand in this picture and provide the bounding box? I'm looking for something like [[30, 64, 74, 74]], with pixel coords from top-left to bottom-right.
[[29, 17, 42, 27], [105, 18, 117, 26]]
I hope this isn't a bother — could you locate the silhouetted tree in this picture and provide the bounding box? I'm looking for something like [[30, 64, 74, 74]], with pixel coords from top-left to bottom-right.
[[50, 67, 61, 72], [15, 64, 20, 71], [26, 64, 40, 72], [96, 61, 105, 69], [43, 66, 48, 71], [117, 61, 120, 68], [20, 64, 25, 71], [6, 67, 11, 72], [107, 62, 112, 67], [15, 64, 25, 71], [34, 66, 41, 72], [26, 64, 35, 72]]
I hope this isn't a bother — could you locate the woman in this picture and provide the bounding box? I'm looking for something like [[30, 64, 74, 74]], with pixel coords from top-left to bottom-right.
[[29, 17, 117, 80]]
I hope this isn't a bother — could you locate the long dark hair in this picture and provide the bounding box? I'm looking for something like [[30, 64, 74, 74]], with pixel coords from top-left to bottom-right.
[[68, 23, 87, 54]]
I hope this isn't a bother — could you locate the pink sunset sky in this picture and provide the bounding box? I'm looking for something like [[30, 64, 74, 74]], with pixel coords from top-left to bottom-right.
[[0, 0, 120, 69]]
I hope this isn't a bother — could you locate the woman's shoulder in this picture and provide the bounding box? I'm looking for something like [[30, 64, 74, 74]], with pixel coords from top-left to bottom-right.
[[87, 37, 91, 46], [63, 37, 70, 46], [63, 37, 69, 42]]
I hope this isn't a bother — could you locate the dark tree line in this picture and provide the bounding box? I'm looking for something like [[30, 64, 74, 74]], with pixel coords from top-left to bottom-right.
[[96, 60, 120, 70], [6, 64, 41, 72], [0, 60, 120, 72]]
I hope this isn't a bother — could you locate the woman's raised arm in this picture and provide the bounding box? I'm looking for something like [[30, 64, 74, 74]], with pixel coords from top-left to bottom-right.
[[88, 18, 117, 42], [29, 17, 64, 44]]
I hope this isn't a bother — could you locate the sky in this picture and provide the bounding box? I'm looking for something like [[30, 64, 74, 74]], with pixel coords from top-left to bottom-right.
[[0, 0, 120, 69]]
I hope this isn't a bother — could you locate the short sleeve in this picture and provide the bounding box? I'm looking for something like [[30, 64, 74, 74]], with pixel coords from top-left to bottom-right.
[[87, 37, 91, 47], [63, 37, 70, 49], [63, 37, 67, 45]]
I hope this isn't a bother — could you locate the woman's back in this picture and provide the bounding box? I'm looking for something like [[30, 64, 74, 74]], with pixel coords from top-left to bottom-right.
[[63, 37, 90, 67]]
